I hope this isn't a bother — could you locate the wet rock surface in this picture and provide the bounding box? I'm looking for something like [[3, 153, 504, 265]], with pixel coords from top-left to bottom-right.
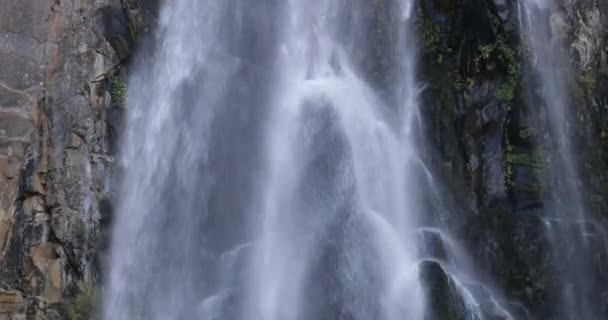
[[419, 260, 469, 320], [418, 0, 608, 318]]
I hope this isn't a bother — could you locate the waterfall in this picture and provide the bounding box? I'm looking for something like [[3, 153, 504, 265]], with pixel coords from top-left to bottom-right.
[[240, 1, 426, 319], [104, 1, 514, 319], [519, 1, 598, 318]]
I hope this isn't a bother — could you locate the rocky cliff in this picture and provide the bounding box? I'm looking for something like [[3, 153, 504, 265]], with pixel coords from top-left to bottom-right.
[[0, 0, 155, 318], [417, 0, 608, 318], [0, 0, 606, 319]]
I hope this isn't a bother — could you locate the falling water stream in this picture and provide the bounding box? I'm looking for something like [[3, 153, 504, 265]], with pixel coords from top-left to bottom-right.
[[241, 1, 426, 319], [105, 1, 515, 319], [519, 1, 598, 319]]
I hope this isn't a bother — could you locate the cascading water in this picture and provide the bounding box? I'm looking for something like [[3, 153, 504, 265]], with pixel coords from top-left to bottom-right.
[[244, 2, 425, 318], [104, 0, 514, 319], [519, 1, 599, 318]]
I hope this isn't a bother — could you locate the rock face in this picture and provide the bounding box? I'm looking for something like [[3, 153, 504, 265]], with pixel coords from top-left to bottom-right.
[[417, 0, 608, 318], [0, 0, 606, 319], [420, 260, 471, 320], [0, 0, 155, 318]]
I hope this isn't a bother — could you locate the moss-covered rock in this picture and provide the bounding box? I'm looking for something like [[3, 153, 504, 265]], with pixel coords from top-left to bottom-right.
[[66, 282, 100, 320]]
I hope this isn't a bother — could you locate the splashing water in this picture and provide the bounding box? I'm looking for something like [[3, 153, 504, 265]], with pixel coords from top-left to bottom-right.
[[103, 1, 513, 319], [519, 0, 599, 319]]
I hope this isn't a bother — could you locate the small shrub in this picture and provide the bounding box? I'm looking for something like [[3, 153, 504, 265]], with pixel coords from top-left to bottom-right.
[[66, 282, 100, 320], [496, 80, 517, 102], [417, 18, 440, 49], [476, 36, 521, 102], [110, 79, 127, 107]]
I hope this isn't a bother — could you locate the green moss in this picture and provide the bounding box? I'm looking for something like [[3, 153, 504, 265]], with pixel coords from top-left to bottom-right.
[[67, 282, 99, 320], [436, 53, 444, 64], [504, 151, 547, 175], [417, 18, 440, 49], [509, 153, 547, 169], [503, 143, 548, 191], [450, 71, 474, 91], [501, 119, 548, 191], [111, 79, 127, 107], [127, 15, 144, 44], [415, 13, 472, 95], [476, 37, 521, 102], [496, 80, 517, 102], [122, 0, 144, 43], [479, 43, 495, 60]]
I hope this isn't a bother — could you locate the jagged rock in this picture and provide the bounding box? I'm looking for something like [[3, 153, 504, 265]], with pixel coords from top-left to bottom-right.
[[417, 229, 449, 261], [419, 0, 608, 318], [420, 260, 517, 320], [0, 290, 24, 319], [100, 6, 130, 61], [466, 284, 514, 320], [510, 165, 542, 210], [419, 260, 469, 320], [0, 0, 138, 317]]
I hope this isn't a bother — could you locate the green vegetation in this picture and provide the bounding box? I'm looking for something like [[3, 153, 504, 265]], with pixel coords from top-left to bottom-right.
[[67, 282, 100, 320], [111, 78, 127, 107], [127, 15, 144, 44], [416, 9, 522, 110], [417, 18, 440, 50], [476, 37, 521, 102], [450, 71, 475, 91], [122, 0, 144, 43], [496, 79, 517, 102], [502, 135, 547, 190], [419, 20, 520, 101], [508, 152, 547, 169]]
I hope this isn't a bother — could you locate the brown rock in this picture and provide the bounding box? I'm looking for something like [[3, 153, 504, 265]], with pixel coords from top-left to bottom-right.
[[0, 290, 24, 320]]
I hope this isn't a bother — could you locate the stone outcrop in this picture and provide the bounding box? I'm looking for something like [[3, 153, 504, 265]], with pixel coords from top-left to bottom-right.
[[0, 0, 156, 318], [417, 0, 608, 318]]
